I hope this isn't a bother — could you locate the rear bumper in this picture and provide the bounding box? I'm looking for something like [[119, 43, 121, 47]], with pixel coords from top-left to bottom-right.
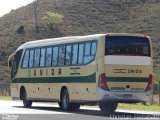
[[97, 87, 151, 103]]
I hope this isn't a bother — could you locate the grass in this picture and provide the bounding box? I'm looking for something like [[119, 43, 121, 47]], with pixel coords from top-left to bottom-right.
[[85, 103, 160, 112], [118, 103, 160, 112], [0, 96, 11, 100]]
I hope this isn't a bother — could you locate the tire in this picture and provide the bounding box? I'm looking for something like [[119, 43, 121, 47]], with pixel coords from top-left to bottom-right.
[[60, 89, 80, 111], [70, 103, 80, 111], [22, 89, 32, 107], [99, 102, 118, 114]]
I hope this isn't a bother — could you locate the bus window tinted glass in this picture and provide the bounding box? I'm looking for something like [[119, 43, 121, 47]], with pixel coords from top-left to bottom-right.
[[65, 45, 72, 65], [72, 44, 78, 65], [91, 42, 97, 55], [40, 48, 46, 67], [78, 44, 84, 64], [46, 47, 52, 66], [84, 56, 94, 64], [83, 42, 97, 64], [105, 36, 150, 56], [84, 43, 91, 55], [34, 48, 40, 67], [29, 49, 34, 68], [58, 45, 65, 66], [22, 50, 29, 68], [52, 47, 58, 66]]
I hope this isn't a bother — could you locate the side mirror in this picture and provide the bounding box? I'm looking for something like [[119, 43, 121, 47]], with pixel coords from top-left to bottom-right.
[[8, 53, 15, 68]]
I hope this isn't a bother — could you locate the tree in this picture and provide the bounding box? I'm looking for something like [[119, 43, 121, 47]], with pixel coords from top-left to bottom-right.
[[33, 0, 39, 33], [16, 25, 25, 34], [42, 12, 64, 31]]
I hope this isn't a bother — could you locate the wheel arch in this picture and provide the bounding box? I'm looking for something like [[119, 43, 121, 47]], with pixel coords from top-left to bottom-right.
[[60, 86, 68, 101]]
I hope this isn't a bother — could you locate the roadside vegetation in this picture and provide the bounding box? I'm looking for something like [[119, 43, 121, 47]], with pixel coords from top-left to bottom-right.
[[0, 96, 11, 100], [118, 103, 160, 112]]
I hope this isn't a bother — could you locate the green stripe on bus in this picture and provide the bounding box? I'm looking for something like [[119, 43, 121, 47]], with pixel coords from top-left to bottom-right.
[[107, 77, 148, 82], [12, 73, 96, 83]]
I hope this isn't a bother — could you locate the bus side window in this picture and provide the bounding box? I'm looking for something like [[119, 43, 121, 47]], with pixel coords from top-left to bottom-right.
[[22, 50, 29, 68], [15, 49, 23, 69], [40, 48, 46, 67], [91, 42, 97, 55], [29, 49, 34, 68], [84, 42, 91, 56], [11, 49, 23, 79], [58, 45, 65, 66], [34, 48, 40, 67], [65, 45, 72, 65], [84, 42, 92, 64], [46, 47, 52, 67], [83, 41, 97, 64], [78, 43, 84, 65], [52, 46, 58, 66], [72, 44, 78, 65]]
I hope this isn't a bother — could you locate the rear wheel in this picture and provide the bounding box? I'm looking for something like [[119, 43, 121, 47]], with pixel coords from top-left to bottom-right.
[[59, 89, 80, 111], [99, 102, 118, 114], [22, 89, 32, 107]]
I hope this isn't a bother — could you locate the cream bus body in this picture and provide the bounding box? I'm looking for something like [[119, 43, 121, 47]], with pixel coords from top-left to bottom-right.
[[9, 33, 153, 113]]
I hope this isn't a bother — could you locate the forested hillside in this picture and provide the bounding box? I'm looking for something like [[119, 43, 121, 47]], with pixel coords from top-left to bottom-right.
[[0, 0, 160, 82]]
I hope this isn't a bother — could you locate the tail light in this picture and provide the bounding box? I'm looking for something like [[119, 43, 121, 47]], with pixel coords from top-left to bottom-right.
[[98, 73, 110, 91], [145, 74, 152, 91]]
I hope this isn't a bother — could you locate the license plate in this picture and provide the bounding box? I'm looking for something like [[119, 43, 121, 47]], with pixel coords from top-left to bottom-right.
[[123, 94, 133, 98]]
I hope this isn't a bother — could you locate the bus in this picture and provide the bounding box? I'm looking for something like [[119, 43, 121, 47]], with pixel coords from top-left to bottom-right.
[[8, 33, 153, 114]]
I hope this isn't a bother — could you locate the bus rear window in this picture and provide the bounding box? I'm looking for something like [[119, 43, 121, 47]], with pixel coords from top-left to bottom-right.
[[105, 36, 150, 56]]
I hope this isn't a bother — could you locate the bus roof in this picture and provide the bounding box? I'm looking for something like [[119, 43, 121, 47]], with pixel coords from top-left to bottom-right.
[[16, 33, 149, 52], [16, 34, 105, 51]]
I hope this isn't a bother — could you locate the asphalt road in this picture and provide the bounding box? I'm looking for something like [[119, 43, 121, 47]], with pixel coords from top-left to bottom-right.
[[0, 100, 160, 120]]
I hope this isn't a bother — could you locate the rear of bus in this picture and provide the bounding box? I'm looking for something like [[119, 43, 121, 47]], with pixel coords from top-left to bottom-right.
[[97, 34, 152, 104]]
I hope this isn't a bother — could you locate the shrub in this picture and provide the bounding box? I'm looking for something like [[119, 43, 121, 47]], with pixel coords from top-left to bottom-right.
[[16, 25, 25, 34], [42, 12, 64, 31]]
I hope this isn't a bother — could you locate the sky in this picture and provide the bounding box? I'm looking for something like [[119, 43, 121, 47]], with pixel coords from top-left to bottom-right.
[[0, 0, 34, 17]]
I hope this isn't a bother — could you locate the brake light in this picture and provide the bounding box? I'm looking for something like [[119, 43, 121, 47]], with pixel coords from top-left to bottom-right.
[[144, 35, 149, 39], [98, 73, 109, 90], [145, 74, 152, 91]]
